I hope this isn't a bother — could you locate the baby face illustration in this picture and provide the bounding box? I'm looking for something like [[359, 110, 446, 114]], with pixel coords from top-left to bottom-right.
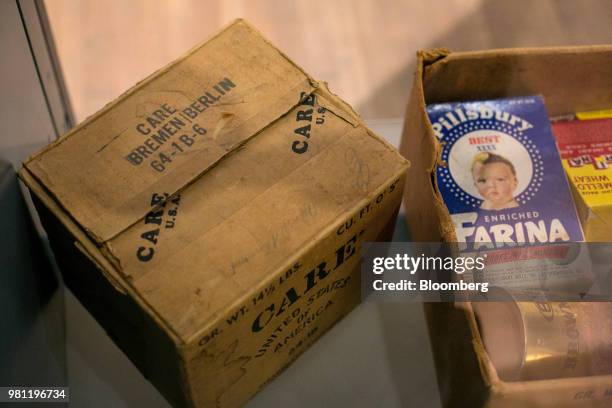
[[471, 153, 519, 210]]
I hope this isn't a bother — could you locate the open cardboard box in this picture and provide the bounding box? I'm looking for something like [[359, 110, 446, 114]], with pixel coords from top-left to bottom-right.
[[400, 46, 612, 407]]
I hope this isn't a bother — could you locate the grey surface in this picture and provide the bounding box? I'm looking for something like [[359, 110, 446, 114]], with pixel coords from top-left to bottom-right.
[[64, 290, 170, 407], [0, 162, 65, 389], [0, 0, 67, 392]]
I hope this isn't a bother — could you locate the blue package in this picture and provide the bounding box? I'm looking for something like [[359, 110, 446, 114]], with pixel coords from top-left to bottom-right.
[[427, 96, 583, 248]]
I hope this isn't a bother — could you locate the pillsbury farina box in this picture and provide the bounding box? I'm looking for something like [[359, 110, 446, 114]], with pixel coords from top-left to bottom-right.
[[427, 96, 584, 249]]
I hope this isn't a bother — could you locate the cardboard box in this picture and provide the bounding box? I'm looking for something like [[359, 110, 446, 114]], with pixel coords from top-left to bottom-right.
[[553, 117, 612, 242], [20, 20, 409, 407], [400, 46, 612, 407]]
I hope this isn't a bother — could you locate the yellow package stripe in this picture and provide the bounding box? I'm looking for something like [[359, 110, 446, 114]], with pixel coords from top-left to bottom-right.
[[576, 109, 612, 120]]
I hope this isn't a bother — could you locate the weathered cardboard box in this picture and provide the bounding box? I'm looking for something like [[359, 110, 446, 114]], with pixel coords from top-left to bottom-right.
[[400, 46, 612, 407], [20, 20, 409, 407]]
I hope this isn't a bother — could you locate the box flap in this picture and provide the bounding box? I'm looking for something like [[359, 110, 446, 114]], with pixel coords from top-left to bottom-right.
[[422, 45, 612, 117], [24, 20, 316, 243]]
